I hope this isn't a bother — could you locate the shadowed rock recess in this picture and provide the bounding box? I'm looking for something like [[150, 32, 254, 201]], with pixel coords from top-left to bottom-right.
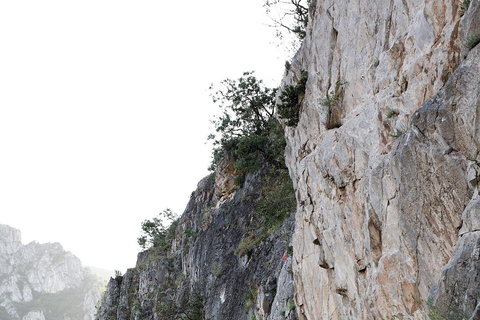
[[97, 0, 480, 319]]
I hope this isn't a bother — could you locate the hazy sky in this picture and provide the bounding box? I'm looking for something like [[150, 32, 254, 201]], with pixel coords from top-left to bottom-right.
[[0, 1, 289, 272]]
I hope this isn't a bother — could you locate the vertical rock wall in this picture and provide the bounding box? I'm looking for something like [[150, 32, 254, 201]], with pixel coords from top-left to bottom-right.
[[282, 0, 480, 318], [96, 169, 297, 320]]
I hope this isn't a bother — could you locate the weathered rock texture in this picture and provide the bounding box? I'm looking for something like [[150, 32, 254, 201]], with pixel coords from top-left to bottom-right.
[[282, 0, 480, 318], [96, 168, 297, 320], [0, 224, 103, 320], [94, 0, 480, 319]]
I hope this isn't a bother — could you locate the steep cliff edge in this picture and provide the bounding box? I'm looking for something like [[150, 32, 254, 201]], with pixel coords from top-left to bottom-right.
[[283, 0, 480, 318], [95, 0, 480, 319], [96, 163, 297, 320], [0, 224, 103, 320]]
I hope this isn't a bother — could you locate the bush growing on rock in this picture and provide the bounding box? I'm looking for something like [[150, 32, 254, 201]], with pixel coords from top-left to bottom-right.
[[465, 33, 480, 50], [208, 72, 286, 185], [137, 208, 178, 250], [277, 70, 308, 127], [209, 72, 297, 258]]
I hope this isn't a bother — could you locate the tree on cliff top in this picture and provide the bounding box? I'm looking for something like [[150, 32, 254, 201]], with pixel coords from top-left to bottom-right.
[[208, 72, 286, 184], [137, 208, 178, 250]]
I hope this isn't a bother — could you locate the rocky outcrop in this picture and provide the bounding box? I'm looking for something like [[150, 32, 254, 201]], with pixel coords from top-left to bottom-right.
[[282, 0, 480, 318], [0, 224, 22, 255], [96, 166, 297, 320], [94, 0, 480, 319], [0, 224, 103, 320]]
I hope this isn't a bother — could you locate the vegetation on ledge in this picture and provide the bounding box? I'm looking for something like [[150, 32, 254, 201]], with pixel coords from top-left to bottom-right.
[[208, 71, 287, 185]]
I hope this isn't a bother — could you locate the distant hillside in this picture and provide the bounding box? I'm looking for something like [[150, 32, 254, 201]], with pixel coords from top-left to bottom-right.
[[0, 224, 104, 320]]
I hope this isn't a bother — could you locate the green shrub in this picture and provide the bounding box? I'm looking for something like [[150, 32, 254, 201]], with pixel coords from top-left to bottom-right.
[[459, 0, 471, 16], [244, 285, 257, 310], [156, 292, 205, 320], [287, 297, 296, 311], [211, 72, 297, 257], [277, 70, 308, 127], [184, 228, 196, 238], [137, 208, 178, 250], [257, 166, 296, 228], [388, 130, 404, 139], [212, 265, 223, 277], [465, 33, 480, 50], [386, 109, 399, 118], [287, 245, 293, 255], [235, 232, 256, 257], [114, 270, 123, 283], [235, 165, 296, 257], [322, 80, 347, 129], [467, 151, 480, 168], [427, 299, 469, 320], [184, 294, 205, 320], [322, 92, 339, 107], [209, 72, 287, 185]]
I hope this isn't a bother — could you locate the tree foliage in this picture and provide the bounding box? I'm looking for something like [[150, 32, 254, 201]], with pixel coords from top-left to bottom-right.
[[156, 291, 205, 320], [277, 70, 308, 127], [209, 72, 286, 184], [137, 208, 178, 250], [209, 72, 277, 144], [257, 166, 296, 227]]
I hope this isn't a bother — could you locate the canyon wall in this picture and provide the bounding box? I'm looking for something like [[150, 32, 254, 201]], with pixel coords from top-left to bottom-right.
[[282, 0, 480, 318], [96, 166, 297, 320], [95, 0, 480, 319]]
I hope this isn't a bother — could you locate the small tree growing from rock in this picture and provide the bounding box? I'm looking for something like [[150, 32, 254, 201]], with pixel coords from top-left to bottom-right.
[[209, 72, 286, 185], [137, 208, 178, 250]]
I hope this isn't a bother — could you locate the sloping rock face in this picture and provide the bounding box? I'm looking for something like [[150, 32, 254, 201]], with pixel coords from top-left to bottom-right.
[[282, 0, 480, 318], [0, 224, 103, 320], [96, 168, 297, 320]]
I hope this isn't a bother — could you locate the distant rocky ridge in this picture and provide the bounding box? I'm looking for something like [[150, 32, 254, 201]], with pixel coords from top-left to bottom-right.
[[0, 224, 104, 320]]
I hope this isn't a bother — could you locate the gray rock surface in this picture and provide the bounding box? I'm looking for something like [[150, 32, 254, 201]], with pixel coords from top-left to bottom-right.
[[95, 0, 480, 319], [281, 0, 480, 318], [96, 167, 297, 320], [0, 224, 103, 320], [0, 224, 22, 255]]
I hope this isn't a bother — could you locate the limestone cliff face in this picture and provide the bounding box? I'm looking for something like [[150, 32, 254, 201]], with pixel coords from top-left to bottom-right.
[[0, 224, 103, 320], [283, 0, 480, 318], [94, 1, 480, 318], [96, 166, 297, 320]]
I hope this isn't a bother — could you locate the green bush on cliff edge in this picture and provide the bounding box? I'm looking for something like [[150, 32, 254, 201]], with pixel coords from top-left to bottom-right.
[[209, 72, 297, 257], [208, 71, 287, 184], [137, 208, 178, 250]]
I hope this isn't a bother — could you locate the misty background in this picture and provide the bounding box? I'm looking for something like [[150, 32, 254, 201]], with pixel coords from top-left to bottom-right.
[[0, 0, 291, 272]]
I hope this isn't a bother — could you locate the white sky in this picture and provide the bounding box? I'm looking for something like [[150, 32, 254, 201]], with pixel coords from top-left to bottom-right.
[[0, 0, 290, 272]]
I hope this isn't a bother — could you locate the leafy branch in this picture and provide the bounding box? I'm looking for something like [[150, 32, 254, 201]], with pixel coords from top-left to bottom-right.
[[277, 70, 308, 127], [137, 208, 178, 250], [209, 72, 286, 185]]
